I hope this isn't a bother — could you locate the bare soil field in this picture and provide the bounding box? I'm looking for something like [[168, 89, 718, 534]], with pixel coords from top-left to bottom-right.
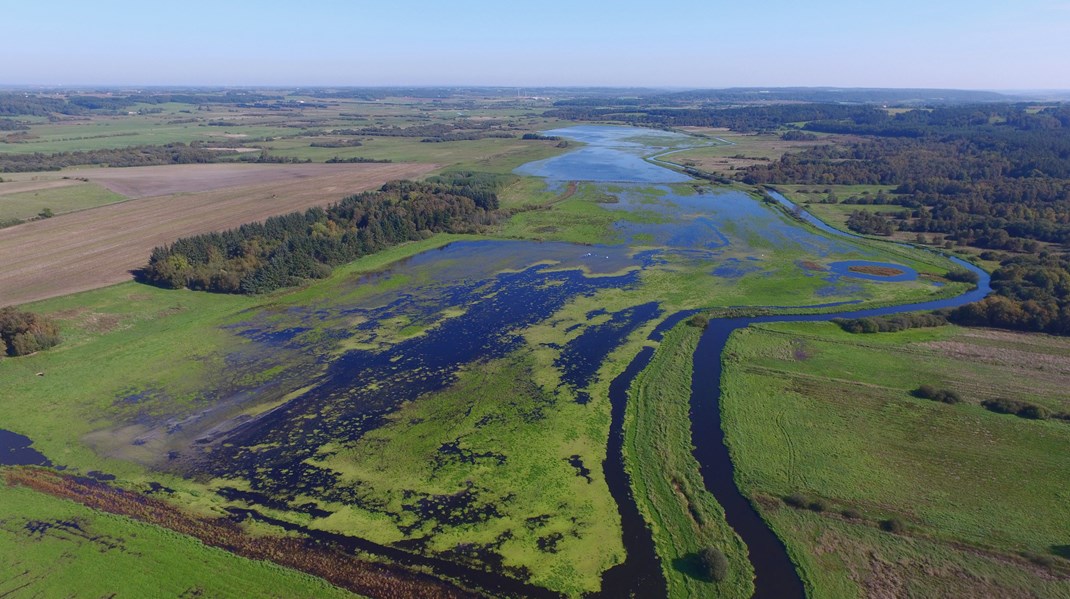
[[0, 162, 437, 305], [71, 163, 416, 199]]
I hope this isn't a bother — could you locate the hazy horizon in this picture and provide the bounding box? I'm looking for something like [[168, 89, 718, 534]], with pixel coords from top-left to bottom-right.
[[6, 0, 1070, 89]]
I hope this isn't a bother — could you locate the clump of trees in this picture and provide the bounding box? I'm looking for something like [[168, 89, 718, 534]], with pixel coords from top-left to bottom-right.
[[846, 210, 894, 235], [834, 312, 947, 334], [698, 547, 728, 582], [142, 176, 504, 294], [913, 385, 963, 404], [0, 307, 61, 357]]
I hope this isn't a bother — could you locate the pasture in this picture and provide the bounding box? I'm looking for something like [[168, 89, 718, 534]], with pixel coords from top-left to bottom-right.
[[720, 322, 1070, 597]]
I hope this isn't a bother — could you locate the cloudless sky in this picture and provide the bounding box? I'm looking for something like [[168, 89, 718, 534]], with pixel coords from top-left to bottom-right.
[[3, 0, 1068, 89]]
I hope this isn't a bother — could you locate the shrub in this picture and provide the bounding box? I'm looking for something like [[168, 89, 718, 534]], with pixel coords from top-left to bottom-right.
[[841, 508, 863, 520], [808, 499, 830, 512], [688, 314, 709, 329], [784, 493, 809, 508], [698, 547, 728, 582], [982, 398, 1051, 420], [0, 307, 61, 356], [880, 518, 906, 534], [913, 385, 962, 404], [945, 268, 980, 284]]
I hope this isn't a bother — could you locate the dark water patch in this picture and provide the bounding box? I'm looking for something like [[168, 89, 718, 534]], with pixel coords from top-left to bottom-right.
[[86, 470, 116, 482], [433, 440, 507, 471], [567, 455, 593, 484], [217, 487, 332, 519], [145, 482, 175, 495], [0, 429, 52, 467], [556, 302, 662, 404], [594, 344, 667, 598], [537, 532, 565, 553], [204, 262, 641, 509], [403, 485, 506, 531], [439, 531, 534, 584]]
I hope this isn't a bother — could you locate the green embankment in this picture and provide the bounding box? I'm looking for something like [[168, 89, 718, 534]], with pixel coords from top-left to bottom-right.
[[624, 323, 754, 598], [721, 322, 1070, 598], [0, 480, 356, 598]]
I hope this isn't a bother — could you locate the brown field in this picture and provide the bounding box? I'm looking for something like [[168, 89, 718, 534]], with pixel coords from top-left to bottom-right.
[[0, 178, 82, 197], [0, 162, 437, 306], [71, 163, 405, 199]]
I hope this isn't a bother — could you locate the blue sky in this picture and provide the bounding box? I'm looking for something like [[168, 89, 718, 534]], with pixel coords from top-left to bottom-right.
[[3, 0, 1068, 89]]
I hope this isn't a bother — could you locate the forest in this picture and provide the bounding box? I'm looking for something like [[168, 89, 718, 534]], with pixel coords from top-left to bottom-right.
[[141, 173, 505, 294]]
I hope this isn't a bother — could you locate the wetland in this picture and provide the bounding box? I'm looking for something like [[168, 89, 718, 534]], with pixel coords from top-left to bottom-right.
[[1, 124, 975, 597]]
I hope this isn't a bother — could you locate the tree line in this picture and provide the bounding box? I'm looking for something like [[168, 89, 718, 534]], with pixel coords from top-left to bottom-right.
[[141, 173, 506, 294]]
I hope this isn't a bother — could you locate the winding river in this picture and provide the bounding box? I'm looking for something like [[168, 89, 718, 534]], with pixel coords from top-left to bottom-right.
[[525, 126, 991, 598]]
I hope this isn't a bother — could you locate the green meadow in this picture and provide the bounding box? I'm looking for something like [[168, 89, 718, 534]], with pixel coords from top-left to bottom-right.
[[720, 322, 1070, 598]]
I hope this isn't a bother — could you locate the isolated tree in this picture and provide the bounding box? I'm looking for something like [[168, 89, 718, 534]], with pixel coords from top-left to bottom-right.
[[699, 546, 729, 582]]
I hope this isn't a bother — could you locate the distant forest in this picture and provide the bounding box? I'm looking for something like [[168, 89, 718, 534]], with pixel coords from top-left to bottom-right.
[[549, 102, 1070, 336], [142, 173, 506, 294]]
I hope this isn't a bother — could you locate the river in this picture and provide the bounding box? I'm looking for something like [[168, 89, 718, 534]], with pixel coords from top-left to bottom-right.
[[520, 125, 990, 598]]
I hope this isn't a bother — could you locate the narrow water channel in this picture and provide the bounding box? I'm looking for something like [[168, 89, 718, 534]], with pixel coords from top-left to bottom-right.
[[687, 193, 991, 598]]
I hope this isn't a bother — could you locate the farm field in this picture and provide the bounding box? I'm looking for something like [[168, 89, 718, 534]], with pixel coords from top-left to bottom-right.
[[720, 321, 1070, 598], [0, 162, 438, 305]]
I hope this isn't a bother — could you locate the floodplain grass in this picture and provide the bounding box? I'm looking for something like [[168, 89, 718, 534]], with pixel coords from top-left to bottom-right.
[[0, 478, 358, 599], [720, 322, 1070, 598], [624, 323, 754, 598]]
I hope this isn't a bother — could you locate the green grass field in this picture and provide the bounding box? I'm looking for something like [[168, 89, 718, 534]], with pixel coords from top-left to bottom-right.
[[0, 181, 126, 222], [0, 479, 357, 598], [720, 322, 1070, 598]]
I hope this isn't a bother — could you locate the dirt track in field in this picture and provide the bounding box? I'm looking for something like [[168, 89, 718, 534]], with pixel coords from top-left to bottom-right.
[[0, 162, 438, 306]]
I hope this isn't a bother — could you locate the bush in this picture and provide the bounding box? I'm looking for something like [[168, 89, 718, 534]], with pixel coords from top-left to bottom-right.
[[913, 385, 962, 404], [0, 307, 61, 356], [688, 314, 709, 329], [808, 499, 830, 512], [880, 518, 907, 534], [784, 493, 809, 508], [982, 398, 1051, 420], [841, 508, 863, 519], [698, 546, 728, 582], [945, 268, 980, 284]]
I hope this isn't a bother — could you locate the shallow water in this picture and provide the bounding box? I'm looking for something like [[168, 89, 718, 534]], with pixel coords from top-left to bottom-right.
[[514, 125, 694, 183], [0, 429, 52, 467]]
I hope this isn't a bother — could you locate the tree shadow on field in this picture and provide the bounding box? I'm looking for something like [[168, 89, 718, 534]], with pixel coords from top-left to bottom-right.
[[672, 553, 712, 582], [1052, 545, 1070, 560]]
